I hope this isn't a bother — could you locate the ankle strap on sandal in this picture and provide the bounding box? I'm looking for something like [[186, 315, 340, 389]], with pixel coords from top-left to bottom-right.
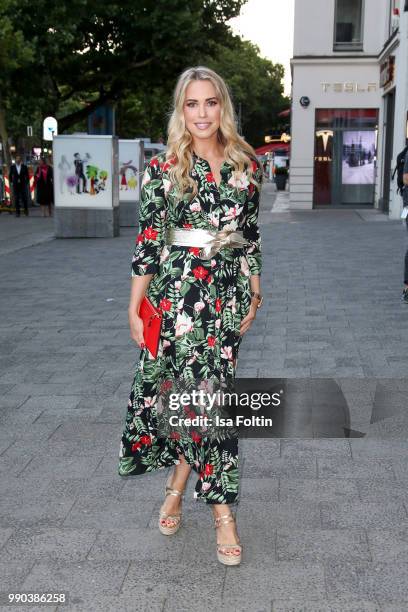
[[214, 512, 236, 528], [165, 486, 184, 498]]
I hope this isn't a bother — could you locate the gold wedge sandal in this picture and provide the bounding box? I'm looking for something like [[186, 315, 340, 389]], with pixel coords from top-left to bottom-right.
[[158, 473, 185, 535], [214, 511, 242, 566]]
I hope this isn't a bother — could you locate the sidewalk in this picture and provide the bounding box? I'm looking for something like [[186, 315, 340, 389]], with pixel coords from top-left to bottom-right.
[[1, 189, 408, 611], [0, 206, 55, 256]]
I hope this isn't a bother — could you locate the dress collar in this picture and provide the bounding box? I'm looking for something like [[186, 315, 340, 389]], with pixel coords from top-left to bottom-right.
[[192, 150, 231, 172]]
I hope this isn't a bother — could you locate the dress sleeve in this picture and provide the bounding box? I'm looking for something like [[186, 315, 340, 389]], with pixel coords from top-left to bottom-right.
[[131, 159, 167, 277], [242, 159, 263, 276]]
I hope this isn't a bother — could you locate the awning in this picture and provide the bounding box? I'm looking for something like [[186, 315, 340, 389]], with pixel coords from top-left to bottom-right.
[[255, 142, 290, 155]]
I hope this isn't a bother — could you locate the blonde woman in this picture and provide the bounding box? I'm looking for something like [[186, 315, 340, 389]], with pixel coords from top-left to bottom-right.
[[118, 66, 263, 565]]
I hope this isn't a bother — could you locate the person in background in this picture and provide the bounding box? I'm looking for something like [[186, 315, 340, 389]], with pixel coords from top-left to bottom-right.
[[9, 154, 30, 217], [402, 151, 408, 303], [34, 156, 54, 217]]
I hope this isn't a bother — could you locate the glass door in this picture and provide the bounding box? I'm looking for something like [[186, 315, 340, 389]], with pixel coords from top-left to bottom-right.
[[335, 129, 377, 205], [314, 109, 378, 207]]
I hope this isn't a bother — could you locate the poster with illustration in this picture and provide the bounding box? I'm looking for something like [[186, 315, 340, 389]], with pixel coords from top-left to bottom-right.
[[118, 140, 143, 202], [53, 135, 116, 208]]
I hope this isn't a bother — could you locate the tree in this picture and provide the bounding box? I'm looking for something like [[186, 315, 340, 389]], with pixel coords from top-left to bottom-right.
[[3, 0, 246, 133], [203, 36, 290, 147], [0, 0, 34, 164], [114, 37, 290, 147]]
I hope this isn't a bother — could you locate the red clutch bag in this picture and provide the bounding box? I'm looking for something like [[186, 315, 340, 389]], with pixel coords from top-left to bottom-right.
[[138, 296, 163, 358]]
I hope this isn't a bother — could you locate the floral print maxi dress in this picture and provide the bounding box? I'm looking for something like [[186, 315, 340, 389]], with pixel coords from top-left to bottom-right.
[[118, 151, 263, 505]]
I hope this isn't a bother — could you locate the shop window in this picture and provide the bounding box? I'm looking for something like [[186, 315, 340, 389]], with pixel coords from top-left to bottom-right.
[[313, 109, 378, 207], [334, 0, 363, 50]]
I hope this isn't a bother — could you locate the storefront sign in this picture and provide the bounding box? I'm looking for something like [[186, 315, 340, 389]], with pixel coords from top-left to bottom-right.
[[380, 56, 395, 89], [321, 82, 378, 93]]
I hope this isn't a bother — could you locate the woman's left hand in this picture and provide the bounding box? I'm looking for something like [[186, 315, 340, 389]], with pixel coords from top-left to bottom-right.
[[239, 301, 258, 336]]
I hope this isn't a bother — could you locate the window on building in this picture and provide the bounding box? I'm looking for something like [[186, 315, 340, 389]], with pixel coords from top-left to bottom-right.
[[334, 0, 363, 50]]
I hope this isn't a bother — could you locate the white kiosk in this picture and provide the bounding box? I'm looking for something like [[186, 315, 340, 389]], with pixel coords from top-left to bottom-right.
[[53, 134, 119, 237], [118, 139, 144, 227]]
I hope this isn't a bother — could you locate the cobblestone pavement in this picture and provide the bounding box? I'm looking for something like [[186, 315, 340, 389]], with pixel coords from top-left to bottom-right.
[[1, 186, 408, 611]]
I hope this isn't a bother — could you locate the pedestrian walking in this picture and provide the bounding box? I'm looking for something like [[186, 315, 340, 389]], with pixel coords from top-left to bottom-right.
[[9, 154, 30, 217], [401, 148, 408, 303], [118, 66, 263, 566], [34, 157, 54, 217]]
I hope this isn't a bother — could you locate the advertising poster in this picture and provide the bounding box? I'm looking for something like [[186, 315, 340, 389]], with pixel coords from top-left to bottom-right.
[[342, 130, 376, 185], [53, 135, 114, 208]]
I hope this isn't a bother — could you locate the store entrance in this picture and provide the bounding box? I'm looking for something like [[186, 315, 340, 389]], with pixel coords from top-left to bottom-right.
[[313, 109, 378, 207], [332, 129, 377, 206]]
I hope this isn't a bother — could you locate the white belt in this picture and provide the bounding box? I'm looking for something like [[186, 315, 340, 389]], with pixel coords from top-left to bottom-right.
[[165, 227, 249, 260]]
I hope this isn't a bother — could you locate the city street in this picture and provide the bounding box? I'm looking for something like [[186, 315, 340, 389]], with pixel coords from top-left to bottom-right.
[[1, 184, 408, 611]]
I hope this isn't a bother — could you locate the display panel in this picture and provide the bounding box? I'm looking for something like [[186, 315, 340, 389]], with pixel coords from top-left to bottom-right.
[[53, 136, 114, 209]]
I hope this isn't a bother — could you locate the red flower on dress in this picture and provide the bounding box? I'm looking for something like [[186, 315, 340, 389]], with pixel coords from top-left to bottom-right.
[[205, 274, 213, 284], [160, 379, 173, 393], [207, 336, 216, 347], [159, 298, 172, 311], [215, 298, 222, 312], [169, 431, 181, 440], [204, 463, 214, 475], [131, 442, 142, 451], [192, 266, 209, 280], [140, 435, 152, 446], [150, 158, 159, 167], [183, 223, 193, 229], [189, 247, 201, 256], [161, 157, 177, 171], [191, 431, 202, 443], [206, 172, 215, 183], [143, 227, 158, 240], [199, 470, 205, 479], [136, 233, 144, 243]]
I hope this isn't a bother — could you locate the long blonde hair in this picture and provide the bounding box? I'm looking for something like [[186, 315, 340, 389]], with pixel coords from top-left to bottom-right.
[[165, 66, 260, 200]]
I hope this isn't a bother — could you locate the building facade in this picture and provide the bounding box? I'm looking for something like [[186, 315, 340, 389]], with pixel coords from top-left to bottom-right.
[[290, 0, 408, 216]]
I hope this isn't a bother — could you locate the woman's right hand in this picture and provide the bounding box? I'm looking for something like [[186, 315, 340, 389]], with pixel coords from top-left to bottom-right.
[[128, 309, 145, 349]]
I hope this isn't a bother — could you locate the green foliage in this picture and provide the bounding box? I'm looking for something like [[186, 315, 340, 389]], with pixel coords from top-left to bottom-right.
[[275, 166, 289, 175], [202, 35, 291, 147], [1, 0, 289, 151]]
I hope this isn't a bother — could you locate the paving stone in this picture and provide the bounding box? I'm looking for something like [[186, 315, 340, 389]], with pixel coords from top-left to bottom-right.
[[243, 457, 317, 479], [271, 600, 380, 612], [18, 454, 103, 480], [20, 560, 130, 600], [320, 501, 407, 529], [224, 561, 326, 601], [276, 528, 370, 562], [236, 501, 321, 529], [366, 528, 408, 563], [0, 527, 97, 562], [121, 557, 224, 601], [87, 527, 184, 562], [357, 477, 408, 503], [62, 495, 154, 529], [280, 439, 351, 459], [317, 457, 395, 480], [280, 477, 360, 503], [349, 438, 408, 459], [325, 560, 408, 604]]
